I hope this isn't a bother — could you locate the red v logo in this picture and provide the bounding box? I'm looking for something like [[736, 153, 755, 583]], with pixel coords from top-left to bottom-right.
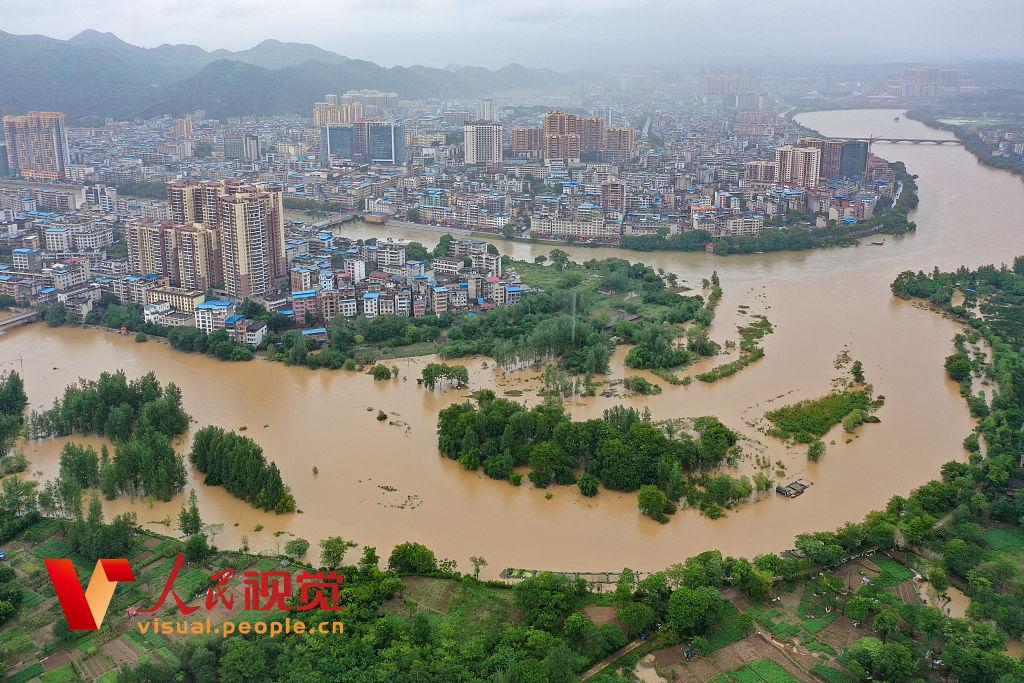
[[45, 558, 136, 630]]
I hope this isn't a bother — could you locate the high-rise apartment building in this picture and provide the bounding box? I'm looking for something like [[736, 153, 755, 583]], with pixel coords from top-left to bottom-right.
[[464, 121, 503, 165], [176, 223, 222, 292], [511, 128, 544, 156], [542, 110, 633, 163], [774, 145, 821, 188], [174, 116, 193, 139], [339, 90, 398, 116], [543, 110, 582, 163], [796, 136, 844, 180], [126, 221, 222, 292], [478, 98, 500, 122], [2, 112, 70, 181], [313, 98, 363, 126], [579, 117, 605, 158], [603, 127, 636, 162], [126, 221, 179, 279], [168, 180, 226, 226], [600, 178, 626, 212], [218, 185, 286, 298], [163, 180, 285, 296], [745, 160, 777, 183], [224, 134, 260, 161]]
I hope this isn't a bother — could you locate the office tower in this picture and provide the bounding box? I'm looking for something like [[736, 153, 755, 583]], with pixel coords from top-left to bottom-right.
[[224, 134, 260, 161], [366, 122, 405, 165], [796, 136, 844, 180], [313, 99, 363, 126], [464, 121, 503, 165], [2, 112, 70, 180], [218, 184, 286, 298], [320, 125, 355, 164], [174, 116, 193, 139], [511, 127, 544, 156], [839, 141, 869, 180], [0, 141, 8, 177], [774, 145, 821, 188], [603, 127, 636, 161], [478, 98, 500, 122]]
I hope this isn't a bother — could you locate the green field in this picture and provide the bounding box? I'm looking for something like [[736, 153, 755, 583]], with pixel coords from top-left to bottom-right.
[[712, 658, 801, 683]]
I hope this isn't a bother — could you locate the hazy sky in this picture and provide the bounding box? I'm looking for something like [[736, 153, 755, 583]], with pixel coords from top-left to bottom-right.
[[2, 0, 1023, 69]]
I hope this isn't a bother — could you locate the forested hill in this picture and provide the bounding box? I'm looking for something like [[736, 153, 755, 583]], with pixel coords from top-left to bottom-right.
[[0, 30, 575, 121]]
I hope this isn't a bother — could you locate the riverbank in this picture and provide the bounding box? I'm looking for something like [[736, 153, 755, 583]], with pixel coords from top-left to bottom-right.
[[906, 108, 1024, 178]]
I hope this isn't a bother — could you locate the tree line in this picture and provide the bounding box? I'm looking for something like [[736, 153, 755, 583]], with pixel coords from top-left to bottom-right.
[[189, 425, 296, 514]]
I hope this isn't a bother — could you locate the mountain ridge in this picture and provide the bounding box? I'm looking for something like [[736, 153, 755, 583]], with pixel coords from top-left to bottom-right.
[[0, 30, 578, 120]]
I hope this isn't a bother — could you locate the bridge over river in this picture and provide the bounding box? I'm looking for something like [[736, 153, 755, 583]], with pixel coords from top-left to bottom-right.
[[0, 310, 39, 332], [833, 136, 962, 145]]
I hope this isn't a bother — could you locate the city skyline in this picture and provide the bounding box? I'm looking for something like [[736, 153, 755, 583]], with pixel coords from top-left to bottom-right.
[[3, 0, 1024, 69]]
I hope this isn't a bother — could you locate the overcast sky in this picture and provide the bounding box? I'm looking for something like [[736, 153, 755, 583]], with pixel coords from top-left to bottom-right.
[[2, 0, 1023, 69]]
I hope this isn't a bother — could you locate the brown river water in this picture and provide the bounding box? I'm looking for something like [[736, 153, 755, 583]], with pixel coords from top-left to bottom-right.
[[4, 109, 1022, 576]]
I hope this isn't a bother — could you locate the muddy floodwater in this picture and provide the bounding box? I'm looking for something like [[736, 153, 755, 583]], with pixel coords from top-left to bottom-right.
[[4, 109, 1023, 576]]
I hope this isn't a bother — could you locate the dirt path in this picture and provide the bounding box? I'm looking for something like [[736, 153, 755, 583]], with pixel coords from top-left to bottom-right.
[[580, 638, 644, 680]]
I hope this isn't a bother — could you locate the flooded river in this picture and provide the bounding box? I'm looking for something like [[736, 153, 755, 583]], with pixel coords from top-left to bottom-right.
[[4, 109, 1022, 575]]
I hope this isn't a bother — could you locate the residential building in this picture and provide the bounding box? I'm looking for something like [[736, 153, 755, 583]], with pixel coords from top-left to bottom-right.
[[194, 299, 237, 333], [218, 184, 287, 298], [464, 121, 503, 165], [2, 112, 70, 180], [774, 145, 821, 188]]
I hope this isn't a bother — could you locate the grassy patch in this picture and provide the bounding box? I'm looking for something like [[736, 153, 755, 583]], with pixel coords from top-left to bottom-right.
[[811, 664, 856, 683], [39, 663, 78, 683], [872, 556, 914, 586], [802, 636, 838, 656], [19, 584, 45, 607], [8, 663, 46, 683], [723, 658, 800, 682], [984, 527, 1024, 555], [766, 389, 873, 442], [376, 341, 439, 359], [703, 601, 754, 653], [33, 537, 75, 558]]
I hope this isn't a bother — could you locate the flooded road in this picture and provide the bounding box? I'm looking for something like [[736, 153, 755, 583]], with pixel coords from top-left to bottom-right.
[[4, 109, 1022, 575]]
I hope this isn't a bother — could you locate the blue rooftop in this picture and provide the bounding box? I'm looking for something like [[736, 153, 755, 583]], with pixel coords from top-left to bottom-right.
[[196, 299, 235, 310]]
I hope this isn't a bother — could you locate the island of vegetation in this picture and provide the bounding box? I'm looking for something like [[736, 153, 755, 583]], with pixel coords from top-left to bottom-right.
[[437, 393, 763, 521]]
